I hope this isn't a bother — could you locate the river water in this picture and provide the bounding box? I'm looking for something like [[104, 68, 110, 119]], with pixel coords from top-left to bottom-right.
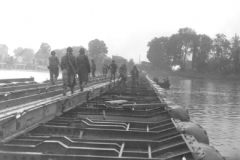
[[1, 70, 240, 159], [0, 69, 53, 82], [160, 76, 240, 160]]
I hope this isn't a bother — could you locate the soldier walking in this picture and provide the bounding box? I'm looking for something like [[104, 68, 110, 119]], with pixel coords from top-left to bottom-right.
[[103, 64, 109, 77], [119, 64, 127, 87], [91, 60, 96, 78], [48, 51, 60, 85], [131, 65, 139, 87], [76, 48, 91, 91], [60, 47, 77, 95], [106, 64, 110, 76], [109, 60, 118, 81]]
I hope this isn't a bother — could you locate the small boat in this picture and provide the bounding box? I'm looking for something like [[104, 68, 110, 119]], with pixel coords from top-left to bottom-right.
[[153, 77, 171, 89]]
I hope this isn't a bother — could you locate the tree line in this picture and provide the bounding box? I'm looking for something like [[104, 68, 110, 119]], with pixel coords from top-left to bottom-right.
[[147, 27, 240, 75], [1, 39, 135, 71], [11, 39, 109, 66], [0, 39, 108, 66]]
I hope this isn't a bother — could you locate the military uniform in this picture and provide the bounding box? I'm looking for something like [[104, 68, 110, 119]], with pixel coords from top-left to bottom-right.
[[131, 66, 139, 87], [48, 55, 60, 85], [119, 64, 127, 86], [76, 54, 91, 91], [109, 62, 118, 81], [61, 53, 77, 95]]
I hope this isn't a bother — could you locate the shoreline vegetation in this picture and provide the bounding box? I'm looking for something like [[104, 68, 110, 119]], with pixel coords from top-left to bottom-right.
[[146, 27, 240, 81], [150, 69, 240, 82]]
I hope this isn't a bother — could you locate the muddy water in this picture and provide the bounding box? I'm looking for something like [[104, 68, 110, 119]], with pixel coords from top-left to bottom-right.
[[161, 76, 240, 160]]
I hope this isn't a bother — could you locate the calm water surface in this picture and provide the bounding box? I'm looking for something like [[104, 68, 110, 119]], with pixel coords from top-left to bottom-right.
[[0, 69, 55, 82], [162, 76, 240, 160]]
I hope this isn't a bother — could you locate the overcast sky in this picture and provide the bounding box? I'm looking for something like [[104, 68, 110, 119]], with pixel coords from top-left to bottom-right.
[[0, 0, 240, 62]]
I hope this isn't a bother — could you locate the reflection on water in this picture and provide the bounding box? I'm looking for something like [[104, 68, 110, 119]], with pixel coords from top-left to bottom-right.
[[167, 77, 240, 160], [0, 69, 58, 82]]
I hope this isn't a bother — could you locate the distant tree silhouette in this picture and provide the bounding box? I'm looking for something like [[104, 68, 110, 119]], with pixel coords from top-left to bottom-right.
[[36, 43, 51, 56], [230, 34, 240, 74], [88, 39, 108, 57], [147, 37, 170, 70], [88, 39, 108, 67], [23, 49, 34, 62], [147, 27, 240, 75], [14, 47, 34, 63], [166, 34, 182, 67], [212, 34, 231, 74], [35, 43, 51, 65], [14, 47, 25, 57], [196, 34, 213, 72], [177, 28, 197, 71]]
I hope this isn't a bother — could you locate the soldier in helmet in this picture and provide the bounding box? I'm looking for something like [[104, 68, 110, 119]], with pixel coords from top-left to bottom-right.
[[109, 60, 118, 81], [60, 47, 77, 95], [131, 65, 139, 87], [48, 51, 60, 85], [119, 64, 127, 87], [76, 47, 91, 91], [102, 64, 107, 77]]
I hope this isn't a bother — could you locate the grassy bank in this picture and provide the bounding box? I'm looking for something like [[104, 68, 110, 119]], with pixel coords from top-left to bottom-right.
[[149, 69, 240, 81]]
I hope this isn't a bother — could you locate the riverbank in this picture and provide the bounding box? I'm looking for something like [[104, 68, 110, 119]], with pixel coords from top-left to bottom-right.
[[150, 69, 240, 82]]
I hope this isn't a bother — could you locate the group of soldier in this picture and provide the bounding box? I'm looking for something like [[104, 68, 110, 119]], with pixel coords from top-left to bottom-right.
[[48, 46, 139, 96], [107, 60, 140, 88]]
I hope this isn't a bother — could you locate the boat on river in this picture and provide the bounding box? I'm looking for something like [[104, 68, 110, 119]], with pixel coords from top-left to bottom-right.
[[153, 77, 171, 89], [0, 75, 225, 160]]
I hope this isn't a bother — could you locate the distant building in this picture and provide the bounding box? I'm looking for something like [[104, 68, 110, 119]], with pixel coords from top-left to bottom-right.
[[112, 55, 127, 66], [139, 61, 151, 71], [141, 61, 151, 66], [0, 44, 9, 62], [16, 56, 23, 63]]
